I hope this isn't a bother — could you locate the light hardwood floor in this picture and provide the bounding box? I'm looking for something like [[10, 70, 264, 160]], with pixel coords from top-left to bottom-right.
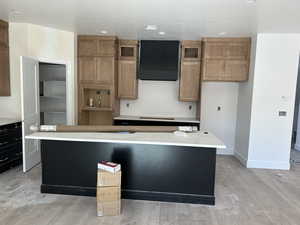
[[0, 156, 299, 225]]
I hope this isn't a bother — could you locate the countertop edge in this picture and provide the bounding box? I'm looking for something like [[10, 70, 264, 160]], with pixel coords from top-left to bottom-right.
[[113, 116, 201, 123], [25, 135, 226, 149]]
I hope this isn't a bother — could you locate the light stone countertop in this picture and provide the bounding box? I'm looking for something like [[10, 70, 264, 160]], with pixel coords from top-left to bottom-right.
[[26, 131, 226, 149]]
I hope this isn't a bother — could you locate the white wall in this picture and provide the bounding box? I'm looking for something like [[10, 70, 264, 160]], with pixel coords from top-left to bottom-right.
[[120, 80, 197, 117], [247, 34, 300, 170], [120, 80, 239, 155], [201, 82, 239, 155], [234, 36, 257, 164], [0, 23, 76, 124]]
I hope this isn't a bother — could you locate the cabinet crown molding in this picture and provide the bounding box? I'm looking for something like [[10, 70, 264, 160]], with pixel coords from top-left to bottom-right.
[[78, 35, 118, 41], [181, 40, 201, 46], [119, 40, 138, 45]]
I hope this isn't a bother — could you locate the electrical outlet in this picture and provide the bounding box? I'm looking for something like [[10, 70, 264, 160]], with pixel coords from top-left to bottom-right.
[[126, 103, 130, 108], [279, 111, 287, 117]]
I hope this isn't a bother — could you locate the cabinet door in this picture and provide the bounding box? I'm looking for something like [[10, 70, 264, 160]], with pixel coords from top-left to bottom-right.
[[78, 57, 97, 83], [118, 60, 137, 99], [182, 47, 201, 61], [179, 61, 200, 101], [224, 60, 249, 81], [203, 42, 226, 59], [202, 59, 225, 81], [226, 42, 250, 60], [96, 57, 114, 84], [0, 47, 10, 96], [78, 39, 98, 56], [0, 21, 8, 47], [98, 40, 115, 56], [119, 46, 137, 60]]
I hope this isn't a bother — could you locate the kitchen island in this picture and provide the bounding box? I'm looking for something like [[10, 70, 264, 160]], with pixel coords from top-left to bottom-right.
[[26, 131, 225, 205]]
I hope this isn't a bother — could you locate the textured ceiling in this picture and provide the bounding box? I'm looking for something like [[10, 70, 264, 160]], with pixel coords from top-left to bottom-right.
[[0, 0, 299, 39]]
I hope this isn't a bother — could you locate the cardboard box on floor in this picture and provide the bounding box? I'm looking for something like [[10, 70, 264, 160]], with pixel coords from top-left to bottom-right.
[[97, 200, 121, 216], [97, 187, 121, 202], [97, 170, 121, 187], [97, 169, 121, 216]]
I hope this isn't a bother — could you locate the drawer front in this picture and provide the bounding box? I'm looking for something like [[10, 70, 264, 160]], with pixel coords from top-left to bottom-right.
[[0, 122, 22, 149], [0, 134, 22, 150], [0, 142, 22, 166]]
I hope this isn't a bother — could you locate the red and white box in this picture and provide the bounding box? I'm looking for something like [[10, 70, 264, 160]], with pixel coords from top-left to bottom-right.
[[98, 161, 121, 173]]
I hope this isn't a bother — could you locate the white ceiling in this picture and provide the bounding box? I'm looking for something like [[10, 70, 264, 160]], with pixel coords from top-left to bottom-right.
[[0, 0, 300, 40]]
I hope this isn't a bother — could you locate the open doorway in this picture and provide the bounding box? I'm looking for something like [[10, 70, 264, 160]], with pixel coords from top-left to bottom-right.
[[39, 63, 67, 125], [291, 57, 300, 164]]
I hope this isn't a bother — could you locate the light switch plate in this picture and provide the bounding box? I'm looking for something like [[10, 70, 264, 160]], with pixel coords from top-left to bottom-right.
[[279, 111, 287, 117]]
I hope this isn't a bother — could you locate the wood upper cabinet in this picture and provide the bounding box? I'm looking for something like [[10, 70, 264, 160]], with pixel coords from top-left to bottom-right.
[[98, 40, 115, 56], [0, 47, 10, 96], [0, 20, 10, 96], [202, 38, 251, 82], [224, 60, 249, 81], [0, 20, 8, 47], [226, 42, 250, 60], [118, 60, 137, 99], [78, 38, 98, 56], [119, 40, 138, 61], [202, 59, 225, 81], [181, 41, 201, 61], [78, 57, 97, 83], [96, 57, 114, 84], [79, 57, 114, 84], [203, 42, 227, 59], [179, 61, 201, 101], [179, 41, 201, 102], [78, 36, 117, 57], [118, 40, 138, 99], [77, 35, 119, 126]]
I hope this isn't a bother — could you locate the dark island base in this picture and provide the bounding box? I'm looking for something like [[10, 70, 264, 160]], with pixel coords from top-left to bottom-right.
[[40, 140, 216, 205]]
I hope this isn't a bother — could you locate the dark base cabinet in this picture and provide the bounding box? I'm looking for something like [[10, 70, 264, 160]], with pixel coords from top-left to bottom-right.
[[41, 140, 216, 205], [0, 122, 22, 173]]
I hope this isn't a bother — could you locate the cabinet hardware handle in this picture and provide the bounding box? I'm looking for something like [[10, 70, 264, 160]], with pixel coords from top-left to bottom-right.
[[0, 157, 8, 162]]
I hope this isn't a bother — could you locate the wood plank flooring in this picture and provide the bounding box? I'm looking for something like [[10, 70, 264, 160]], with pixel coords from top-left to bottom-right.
[[0, 156, 299, 225]]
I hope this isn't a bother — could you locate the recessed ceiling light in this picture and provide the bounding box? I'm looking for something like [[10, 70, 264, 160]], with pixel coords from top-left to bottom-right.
[[100, 30, 108, 34], [218, 32, 227, 36], [145, 25, 157, 31], [158, 31, 165, 35], [246, 0, 256, 3]]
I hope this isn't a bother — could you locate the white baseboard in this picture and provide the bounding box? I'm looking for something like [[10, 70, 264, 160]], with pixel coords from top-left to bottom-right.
[[234, 151, 247, 166], [234, 151, 290, 170], [217, 148, 234, 155], [247, 160, 290, 170]]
